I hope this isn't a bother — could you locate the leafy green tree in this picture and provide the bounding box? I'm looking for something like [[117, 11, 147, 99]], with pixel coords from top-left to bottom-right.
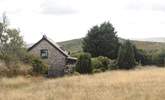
[[76, 53, 92, 74], [83, 22, 119, 59], [116, 40, 136, 69], [0, 14, 25, 63]]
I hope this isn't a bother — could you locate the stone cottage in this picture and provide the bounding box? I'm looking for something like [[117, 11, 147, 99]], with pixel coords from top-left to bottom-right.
[[28, 35, 77, 77]]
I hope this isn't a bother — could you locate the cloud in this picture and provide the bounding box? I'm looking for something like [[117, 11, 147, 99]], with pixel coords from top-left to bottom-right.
[[1, 0, 165, 43], [126, 0, 165, 12], [126, 0, 145, 10], [151, 4, 165, 12], [40, 0, 78, 15], [0, 0, 43, 15]]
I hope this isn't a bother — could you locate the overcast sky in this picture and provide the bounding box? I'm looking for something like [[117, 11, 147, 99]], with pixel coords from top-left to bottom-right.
[[0, 0, 165, 43]]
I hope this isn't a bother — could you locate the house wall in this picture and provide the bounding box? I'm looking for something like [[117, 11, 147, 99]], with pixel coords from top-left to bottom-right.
[[28, 39, 66, 77]]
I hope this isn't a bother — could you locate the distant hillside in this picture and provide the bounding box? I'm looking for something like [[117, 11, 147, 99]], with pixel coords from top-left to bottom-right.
[[58, 38, 83, 56], [134, 37, 165, 43], [131, 40, 165, 51], [58, 38, 165, 56]]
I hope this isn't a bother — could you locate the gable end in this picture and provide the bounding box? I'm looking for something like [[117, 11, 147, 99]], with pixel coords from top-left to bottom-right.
[[28, 37, 68, 57]]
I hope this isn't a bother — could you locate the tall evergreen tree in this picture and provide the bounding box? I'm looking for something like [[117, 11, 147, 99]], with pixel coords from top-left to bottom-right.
[[116, 40, 136, 69], [76, 53, 92, 74], [83, 22, 119, 59]]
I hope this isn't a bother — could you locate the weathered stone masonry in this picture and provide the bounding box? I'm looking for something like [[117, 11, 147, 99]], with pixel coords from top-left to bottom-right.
[[28, 35, 77, 77]]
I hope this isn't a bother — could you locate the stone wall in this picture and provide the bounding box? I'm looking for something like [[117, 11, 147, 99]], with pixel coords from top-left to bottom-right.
[[28, 39, 66, 77]]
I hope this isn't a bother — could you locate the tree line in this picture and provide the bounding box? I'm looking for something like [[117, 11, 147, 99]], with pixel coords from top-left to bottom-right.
[[76, 22, 165, 74]]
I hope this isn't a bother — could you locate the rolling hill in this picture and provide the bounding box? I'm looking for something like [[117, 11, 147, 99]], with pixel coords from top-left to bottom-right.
[[58, 38, 165, 56], [58, 38, 83, 56], [136, 37, 165, 43]]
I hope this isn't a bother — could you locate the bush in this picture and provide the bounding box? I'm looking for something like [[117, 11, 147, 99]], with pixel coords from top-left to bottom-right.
[[21, 54, 48, 75], [0, 61, 32, 77], [0, 51, 48, 77], [72, 72, 80, 76], [144, 53, 155, 65], [0, 48, 34, 77], [92, 56, 110, 72], [92, 68, 102, 73], [108, 60, 118, 70], [32, 59, 48, 75], [134, 47, 146, 65], [153, 50, 165, 66], [134, 48, 158, 66], [76, 53, 92, 74], [116, 40, 136, 69]]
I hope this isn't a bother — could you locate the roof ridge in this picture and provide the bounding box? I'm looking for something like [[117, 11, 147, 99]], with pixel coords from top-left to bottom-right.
[[28, 35, 69, 57], [45, 36, 69, 56]]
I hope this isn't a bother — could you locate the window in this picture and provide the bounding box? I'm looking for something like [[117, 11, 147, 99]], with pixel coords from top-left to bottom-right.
[[40, 49, 48, 59]]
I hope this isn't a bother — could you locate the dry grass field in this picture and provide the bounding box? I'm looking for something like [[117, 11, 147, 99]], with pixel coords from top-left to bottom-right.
[[1, 66, 165, 100]]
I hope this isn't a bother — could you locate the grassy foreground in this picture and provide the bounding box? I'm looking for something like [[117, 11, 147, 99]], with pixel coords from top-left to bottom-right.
[[1, 66, 165, 100]]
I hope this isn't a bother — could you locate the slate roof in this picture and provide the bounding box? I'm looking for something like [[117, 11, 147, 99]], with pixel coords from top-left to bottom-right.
[[28, 35, 70, 57]]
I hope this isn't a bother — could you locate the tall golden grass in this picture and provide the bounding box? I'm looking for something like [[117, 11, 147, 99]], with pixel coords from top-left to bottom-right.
[[0, 66, 165, 100]]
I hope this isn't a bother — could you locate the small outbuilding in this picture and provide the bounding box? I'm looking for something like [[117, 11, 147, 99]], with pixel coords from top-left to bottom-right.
[[28, 35, 77, 77]]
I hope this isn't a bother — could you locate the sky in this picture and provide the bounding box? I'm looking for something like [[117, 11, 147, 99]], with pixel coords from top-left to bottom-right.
[[0, 0, 165, 43]]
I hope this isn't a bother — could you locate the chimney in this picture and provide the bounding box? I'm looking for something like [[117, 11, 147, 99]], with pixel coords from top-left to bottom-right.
[[43, 34, 47, 39]]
